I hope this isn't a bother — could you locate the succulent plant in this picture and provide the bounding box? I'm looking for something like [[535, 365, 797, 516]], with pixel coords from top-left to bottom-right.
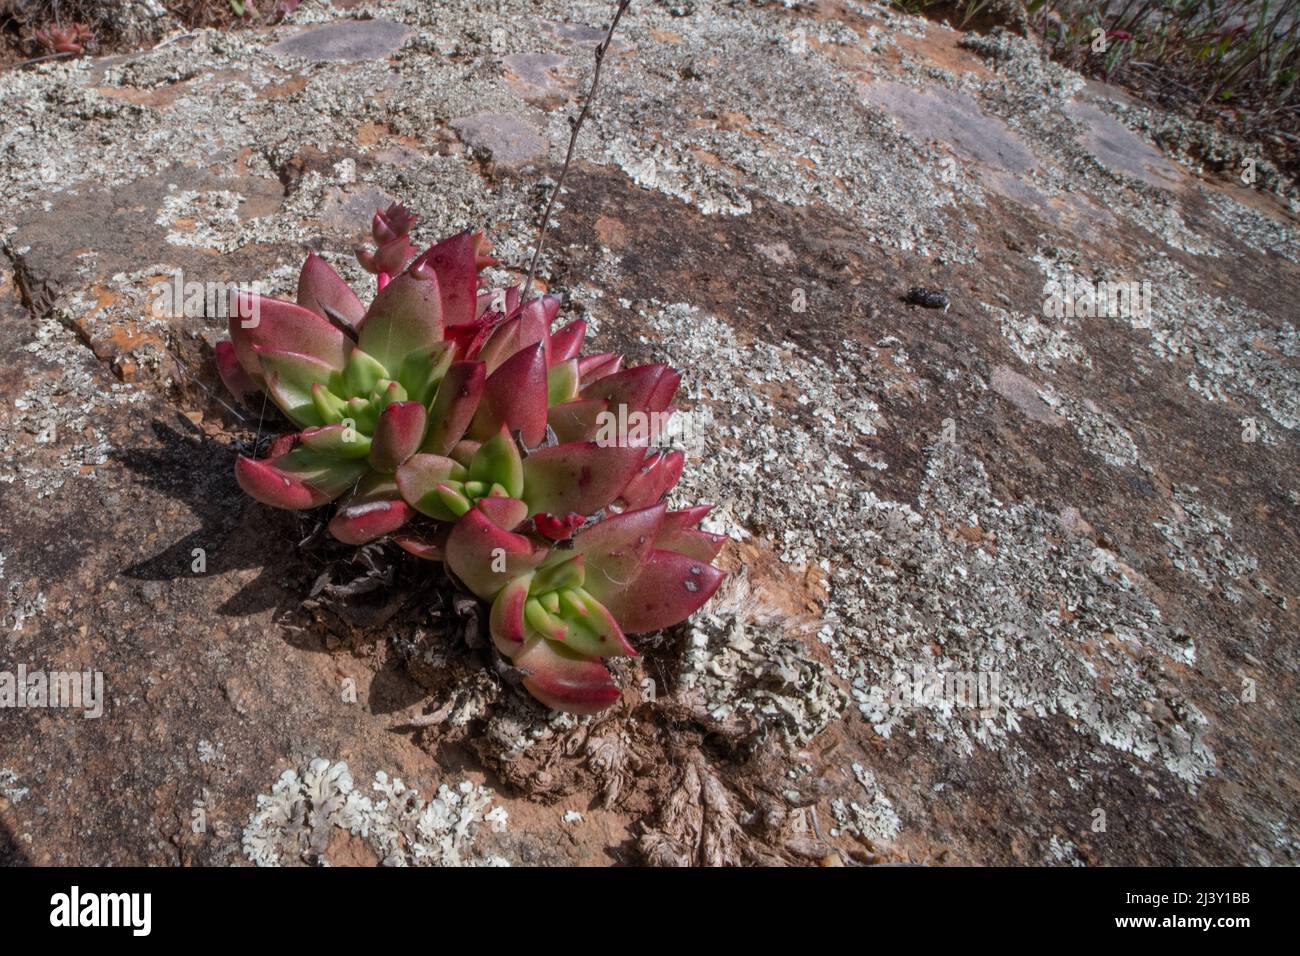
[[34, 22, 93, 56], [442, 495, 726, 713], [214, 206, 726, 713]]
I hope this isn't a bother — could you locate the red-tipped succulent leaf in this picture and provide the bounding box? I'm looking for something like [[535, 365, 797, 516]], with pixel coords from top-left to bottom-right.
[[329, 477, 416, 545], [297, 253, 366, 330], [522, 441, 646, 518]]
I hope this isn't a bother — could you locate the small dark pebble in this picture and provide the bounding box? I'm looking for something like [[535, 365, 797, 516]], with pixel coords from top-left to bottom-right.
[[905, 287, 950, 310]]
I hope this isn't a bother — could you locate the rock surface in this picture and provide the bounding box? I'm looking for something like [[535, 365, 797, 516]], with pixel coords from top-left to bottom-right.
[[269, 18, 410, 62], [450, 113, 550, 169], [0, 0, 1297, 866]]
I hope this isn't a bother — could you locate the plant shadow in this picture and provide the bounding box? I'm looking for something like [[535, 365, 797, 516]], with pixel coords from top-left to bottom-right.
[[111, 418, 495, 728], [0, 818, 30, 866], [113, 416, 316, 617]]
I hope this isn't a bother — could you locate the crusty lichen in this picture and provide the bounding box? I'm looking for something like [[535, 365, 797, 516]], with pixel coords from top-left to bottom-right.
[[830, 763, 901, 845], [616, 299, 1222, 786], [677, 571, 847, 743], [1033, 246, 1300, 432], [0, 768, 28, 805], [242, 758, 508, 867]]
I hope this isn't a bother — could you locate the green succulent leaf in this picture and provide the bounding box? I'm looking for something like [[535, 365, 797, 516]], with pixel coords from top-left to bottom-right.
[[468, 427, 524, 500], [549, 588, 633, 659], [395, 453, 469, 520], [357, 271, 444, 374], [436, 482, 473, 517], [257, 348, 337, 427], [547, 359, 580, 405], [341, 347, 390, 397], [373, 379, 407, 413], [397, 342, 453, 407], [524, 597, 569, 642], [311, 382, 348, 425], [235, 446, 368, 510], [300, 422, 372, 459], [530, 553, 585, 594]]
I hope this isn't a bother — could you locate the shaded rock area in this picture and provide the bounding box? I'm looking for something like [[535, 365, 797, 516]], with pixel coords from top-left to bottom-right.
[[1, 0, 1298, 866], [450, 113, 549, 169], [268, 18, 410, 62]]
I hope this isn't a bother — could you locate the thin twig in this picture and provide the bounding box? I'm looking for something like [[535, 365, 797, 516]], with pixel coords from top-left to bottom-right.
[[520, 0, 632, 302], [18, 51, 75, 69], [167, 345, 249, 424], [152, 32, 200, 51]]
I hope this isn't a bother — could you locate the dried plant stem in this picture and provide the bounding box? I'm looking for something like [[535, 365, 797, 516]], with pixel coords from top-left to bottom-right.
[[521, 0, 632, 302], [18, 51, 75, 68]]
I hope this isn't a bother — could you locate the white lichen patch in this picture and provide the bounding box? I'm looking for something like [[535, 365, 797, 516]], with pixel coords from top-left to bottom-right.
[[1144, 256, 1298, 428], [983, 301, 1092, 372], [952, 30, 1229, 258], [480, 699, 584, 762], [197, 739, 223, 765], [1, 312, 147, 497], [242, 758, 508, 867], [1150, 205, 1220, 257], [677, 571, 846, 743], [155, 188, 247, 251], [637, 301, 890, 566], [0, 768, 29, 804], [1203, 190, 1300, 263], [1045, 834, 1085, 866], [1155, 486, 1261, 602], [606, 138, 751, 217], [847, 446, 1214, 784], [584, 6, 975, 260], [1037, 382, 1141, 468], [3, 580, 47, 635], [830, 764, 901, 844], [1034, 248, 1300, 430], [614, 301, 1215, 785]]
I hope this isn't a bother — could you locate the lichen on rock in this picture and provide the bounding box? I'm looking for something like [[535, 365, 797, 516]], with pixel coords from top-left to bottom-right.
[[242, 758, 508, 867]]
